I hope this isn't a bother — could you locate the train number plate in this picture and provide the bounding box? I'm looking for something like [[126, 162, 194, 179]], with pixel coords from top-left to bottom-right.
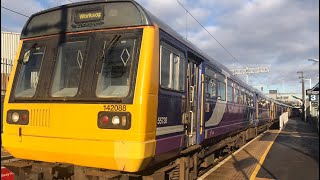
[[103, 105, 126, 111]]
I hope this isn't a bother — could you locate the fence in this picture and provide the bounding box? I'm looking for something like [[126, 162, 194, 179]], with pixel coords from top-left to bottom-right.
[[1, 58, 14, 96], [1, 58, 13, 133]]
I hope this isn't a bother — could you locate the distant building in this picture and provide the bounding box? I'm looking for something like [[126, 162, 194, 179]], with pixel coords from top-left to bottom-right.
[[1, 31, 20, 132], [265, 90, 302, 107], [1, 31, 20, 95]]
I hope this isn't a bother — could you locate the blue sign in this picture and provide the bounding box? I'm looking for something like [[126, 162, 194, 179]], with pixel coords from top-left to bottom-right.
[[309, 95, 318, 102]]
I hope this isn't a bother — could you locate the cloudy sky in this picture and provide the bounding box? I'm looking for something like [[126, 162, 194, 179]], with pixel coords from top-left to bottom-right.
[[1, 0, 319, 94]]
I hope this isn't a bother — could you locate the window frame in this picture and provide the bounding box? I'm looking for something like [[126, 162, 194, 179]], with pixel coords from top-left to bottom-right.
[[205, 66, 217, 99], [159, 41, 186, 92], [94, 36, 138, 98], [227, 78, 234, 102], [216, 73, 226, 101], [13, 45, 46, 98], [9, 29, 143, 104], [50, 38, 89, 98]]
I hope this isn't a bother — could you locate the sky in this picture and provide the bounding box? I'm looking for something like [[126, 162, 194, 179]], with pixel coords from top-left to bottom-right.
[[1, 0, 319, 94]]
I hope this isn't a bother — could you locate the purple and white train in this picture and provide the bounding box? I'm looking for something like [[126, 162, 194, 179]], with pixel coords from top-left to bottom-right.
[[2, 1, 296, 179]]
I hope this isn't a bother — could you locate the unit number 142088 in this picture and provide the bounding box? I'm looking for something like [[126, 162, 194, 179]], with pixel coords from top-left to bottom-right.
[[103, 105, 126, 111]]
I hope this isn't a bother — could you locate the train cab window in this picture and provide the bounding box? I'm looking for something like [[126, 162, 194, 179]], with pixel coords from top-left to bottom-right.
[[216, 73, 226, 101], [227, 78, 233, 102], [14, 46, 46, 97], [51, 40, 87, 97], [160, 42, 185, 91], [96, 37, 137, 97], [205, 67, 217, 98]]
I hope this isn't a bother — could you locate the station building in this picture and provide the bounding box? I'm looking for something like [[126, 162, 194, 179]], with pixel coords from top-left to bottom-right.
[[1, 31, 20, 96], [265, 90, 302, 107]]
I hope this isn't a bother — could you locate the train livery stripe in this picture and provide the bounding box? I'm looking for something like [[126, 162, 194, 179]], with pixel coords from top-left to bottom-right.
[[156, 125, 184, 136], [205, 101, 227, 127]]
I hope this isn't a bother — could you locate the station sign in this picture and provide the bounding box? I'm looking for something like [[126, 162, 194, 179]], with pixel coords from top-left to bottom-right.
[[306, 89, 319, 95], [309, 95, 319, 102]]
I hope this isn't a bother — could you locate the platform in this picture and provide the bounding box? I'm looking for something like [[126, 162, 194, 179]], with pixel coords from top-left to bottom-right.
[[199, 117, 319, 180]]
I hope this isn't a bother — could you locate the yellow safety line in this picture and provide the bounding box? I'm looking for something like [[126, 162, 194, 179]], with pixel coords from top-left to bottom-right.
[[249, 130, 280, 180]]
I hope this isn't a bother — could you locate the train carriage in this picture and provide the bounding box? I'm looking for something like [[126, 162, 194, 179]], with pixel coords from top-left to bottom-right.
[[2, 0, 289, 179]]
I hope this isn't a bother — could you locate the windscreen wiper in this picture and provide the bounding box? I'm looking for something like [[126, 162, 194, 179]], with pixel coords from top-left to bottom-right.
[[98, 34, 121, 61]]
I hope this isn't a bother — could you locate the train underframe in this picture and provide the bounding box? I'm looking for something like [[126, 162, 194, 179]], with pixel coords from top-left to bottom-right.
[[2, 122, 272, 180]]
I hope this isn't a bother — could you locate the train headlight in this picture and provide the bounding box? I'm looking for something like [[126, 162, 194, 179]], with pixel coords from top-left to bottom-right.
[[7, 110, 29, 125], [112, 116, 120, 125], [98, 112, 131, 130], [11, 112, 20, 122]]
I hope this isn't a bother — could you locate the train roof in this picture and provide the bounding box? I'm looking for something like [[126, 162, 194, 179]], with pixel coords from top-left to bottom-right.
[[21, 0, 257, 93], [132, 0, 256, 92]]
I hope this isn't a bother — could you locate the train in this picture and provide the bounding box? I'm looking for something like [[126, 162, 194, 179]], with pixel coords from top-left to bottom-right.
[[2, 0, 295, 179]]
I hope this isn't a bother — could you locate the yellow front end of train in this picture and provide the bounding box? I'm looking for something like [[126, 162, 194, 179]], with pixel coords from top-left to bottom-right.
[[2, 24, 160, 172]]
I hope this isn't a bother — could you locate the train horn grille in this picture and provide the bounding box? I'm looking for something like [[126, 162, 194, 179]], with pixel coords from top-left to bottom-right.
[[30, 109, 51, 127]]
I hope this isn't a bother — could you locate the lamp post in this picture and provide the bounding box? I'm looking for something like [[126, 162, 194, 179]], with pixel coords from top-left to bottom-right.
[[305, 78, 312, 119], [297, 71, 306, 121]]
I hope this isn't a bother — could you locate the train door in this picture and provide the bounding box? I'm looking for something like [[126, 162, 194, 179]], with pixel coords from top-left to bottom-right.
[[186, 59, 200, 146], [255, 93, 259, 124], [270, 101, 274, 122]]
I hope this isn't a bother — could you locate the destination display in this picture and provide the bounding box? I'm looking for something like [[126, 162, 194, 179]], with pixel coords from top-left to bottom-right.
[[75, 9, 103, 23]]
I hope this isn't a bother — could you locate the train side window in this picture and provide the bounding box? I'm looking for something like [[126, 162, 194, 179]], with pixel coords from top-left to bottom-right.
[[266, 100, 270, 109], [205, 67, 217, 98], [262, 98, 266, 108], [227, 78, 233, 102], [216, 73, 226, 101], [249, 92, 254, 106], [234, 83, 239, 103], [241, 88, 246, 104], [160, 42, 185, 91], [160, 47, 170, 88], [245, 90, 250, 105]]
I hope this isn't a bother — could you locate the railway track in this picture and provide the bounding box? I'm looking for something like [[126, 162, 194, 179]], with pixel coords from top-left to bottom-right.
[[0, 128, 267, 180]]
